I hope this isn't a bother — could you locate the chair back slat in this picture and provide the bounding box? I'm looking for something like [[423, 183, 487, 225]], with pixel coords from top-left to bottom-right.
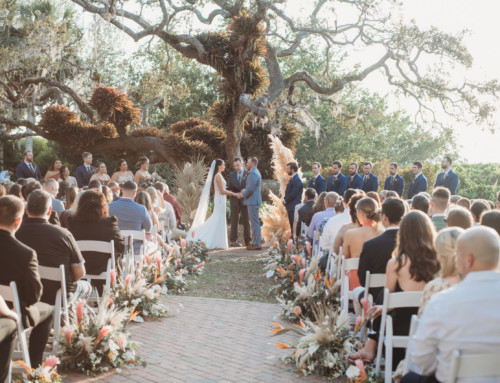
[[387, 291, 423, 309], [38, 265, 64, 280], [76, 240, 113, 253], [120, 229, 146, 241], [448, 350, 500, 382]]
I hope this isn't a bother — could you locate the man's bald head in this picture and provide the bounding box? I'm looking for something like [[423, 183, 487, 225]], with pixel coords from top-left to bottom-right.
[[456, 226, 500, 277]]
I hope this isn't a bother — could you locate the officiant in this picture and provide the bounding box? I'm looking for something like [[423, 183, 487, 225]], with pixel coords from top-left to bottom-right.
[[227, 158, 252, 247]]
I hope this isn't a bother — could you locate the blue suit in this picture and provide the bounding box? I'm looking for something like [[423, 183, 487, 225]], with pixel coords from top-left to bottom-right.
[[242, 167, 262, 246], [108, 198, 152, 232], [307, 175, 326, 195], [75, 164, 97, 188], [16, 162, 42, 180], [434, 170, 459, 195], [326, 173, 348, 196], [284, 173, 304, 230], [407, 173, 428, 200], [346, 173, 363, 190], [361, 173, 378, 193], [384, 174, 405, 197]]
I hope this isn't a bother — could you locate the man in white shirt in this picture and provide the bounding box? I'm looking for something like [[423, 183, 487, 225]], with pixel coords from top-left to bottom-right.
[[403, 226, 500, 383], [44, 179, 65, 216]]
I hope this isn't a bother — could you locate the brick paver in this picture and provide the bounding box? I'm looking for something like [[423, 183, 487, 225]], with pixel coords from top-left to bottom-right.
[[65, 295, 326, 383]]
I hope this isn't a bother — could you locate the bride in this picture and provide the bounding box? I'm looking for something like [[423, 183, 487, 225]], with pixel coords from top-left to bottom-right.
[[189, 159, 239, 249]]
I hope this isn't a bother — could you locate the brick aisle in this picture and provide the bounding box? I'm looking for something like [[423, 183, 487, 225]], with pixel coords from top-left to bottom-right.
[[65, 295, 327, 383]]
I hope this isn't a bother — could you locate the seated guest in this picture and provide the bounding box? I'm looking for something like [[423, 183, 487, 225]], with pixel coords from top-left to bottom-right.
[[386, 190, 399, 198], [456, 197, 471, 210], [333, 192, 365, 254], [361, 161, 379, 193], [0, 195, 53, 368], [0, 295, 18, 381], [0, 168, 13, 182], [379, 190, 388, 203], [384, 162, 405, 197], [449, 195, 461, 205], [403, 226, 500, 383], [60, 186, 78, 228], [147, 187, 175, 234], [349, 210, 440, 367], [470, 199, 490, 225], [306, 191, 326, 226], [101, 185, 114, 203], [88, 179, 102, 190], [135, 191, 169, 251], [89, 162, 110, 185], [307, 192, 339, 240], [57, 180, 71, 200], [0, 184, 5, 197], [429, 187, 450, 232], [59, 166, 78, 188], [357, 197, 405, 301], [108, 181, 121, 201], [22, 181, 60, 226], [293, 199, 304, 242], [308, 162, 326, 195], [326, 160, 347, 196], [45, 179, 65, 216], [110, 159, 134, 184], [296, 188, 316, 239], [407, 161, 427, 200], [16, 190, 90, 304], [69, 190, 125, 280], [44, 159, 62, 181], [367, 191, 381, 207], [446, 206, 473, 229], [16, 150, 42, 180], [8, 183, 23, 200], [157, 182, 183, 227], [411, 193, 430, 214], [480, 210, 500, 236], [342, 197, 383, 290]]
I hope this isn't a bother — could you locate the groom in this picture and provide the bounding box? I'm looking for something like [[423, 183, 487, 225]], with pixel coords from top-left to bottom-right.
[[240, 157, 262, 250]]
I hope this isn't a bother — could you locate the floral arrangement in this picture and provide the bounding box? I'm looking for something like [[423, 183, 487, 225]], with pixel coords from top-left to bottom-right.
[[19, 355, 61, 382], [57, 297, 144, 375], [138, 171, 164, 189]]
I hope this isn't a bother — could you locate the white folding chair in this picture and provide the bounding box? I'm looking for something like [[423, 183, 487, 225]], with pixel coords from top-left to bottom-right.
[[375, 288, 424, 378], [325, 247, 337, 278], [448, 349, 500, 383], [37, 265, 69, 352], [159, 221, 167, 243], [76, 240, 115, 295], [402, 315, 419, 376], [300, 222, 307, 237], [339, 255, 359, 314], [363, 271, 387, 303], [0, 282, 31, 368]]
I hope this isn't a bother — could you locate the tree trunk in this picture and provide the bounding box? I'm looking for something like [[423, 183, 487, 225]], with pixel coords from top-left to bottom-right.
[[224, 103, 246, 163], [24, 101, 35, 153]]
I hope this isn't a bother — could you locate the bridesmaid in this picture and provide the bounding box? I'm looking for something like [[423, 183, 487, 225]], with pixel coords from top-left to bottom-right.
[[110, 159, 134, 184], [89, 162, 110, 185], [134, 156, 151, 190], [44, 159, 62, 181]]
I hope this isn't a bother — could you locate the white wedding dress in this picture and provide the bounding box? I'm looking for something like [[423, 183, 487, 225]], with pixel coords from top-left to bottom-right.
[[189, 166, 228, 249]]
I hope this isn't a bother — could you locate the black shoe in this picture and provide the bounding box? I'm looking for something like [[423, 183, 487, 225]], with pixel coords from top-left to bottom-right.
[[230, 242, 242, 247]]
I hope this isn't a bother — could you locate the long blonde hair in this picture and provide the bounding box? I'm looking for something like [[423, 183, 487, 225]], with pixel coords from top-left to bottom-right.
[[435, 227, 464, 278]]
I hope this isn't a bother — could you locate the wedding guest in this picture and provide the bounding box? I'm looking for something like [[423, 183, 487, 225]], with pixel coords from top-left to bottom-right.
[[308, 162, 326, 195], [59, 165, 78, 188], [480, 210, 500, 235], [88, 179, 101, 190], [69, 190, 125, 282], [0, 195, 53, 368], [349, 210, 440, 367], [0, 295, 18, 381], [17, 178, 28, 186], [307, 192, 339, 239], [227, 158, 251, 247], [75, 152, 96, 188], [446, 206, 473, 229], [283, 162, 304, 230], [44, 159, 62, 181], [89, 162, 110, 185], [326, 160, 348, 196], [386, 190, 399, 198], [293, 198, 304, 242], [57, 180, 70, 201], [333, 192, 365, 254], [16, 151, 42, 180], [16, 190, 90, 304], [384, 162, 405, 197], [429, 187, 450, 232], [456, 197, 471, 210], [110, 159, 134, 184], [135, 191, 169, 251], [8, 183, 23, 200], [361, 161, 379, 193], [21, 181, 60, 226], [411, 193, 430, 214], [434, 156, 459, 195], [307, 191, 327, 226], [379, 190, 388, 203], [155, 182, 183, 227], [347, 162, 363, 190], [403, 226, 500, 383], [45, 179, 65, 216], [357, 197, 405, 300], [134, 156, 152, 190], [0, 184, 5, 197], [470, 199, 490, 224], [0, 168, 13, 182], [407, 161, 427, 199], [449, 195, 461, 205], [367, 191, 381, 207], [101, 185, 114, 203], [342, 197, 383, 290], [59, 186, 78, 228], [108, 181, 121, 201], [296, 188, 316, 239]]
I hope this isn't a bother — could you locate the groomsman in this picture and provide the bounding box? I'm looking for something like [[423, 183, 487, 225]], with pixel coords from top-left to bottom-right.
[[227, 158, 251, 247], [15, 151, 42, 180], [361, 161, 378, 192], [384, 162, 405, 197], [326, 160, 348, 196], [407, 161, 428, 199], [283, 162, 304, 230], [75, 152, 96, 188], [346, 162, 363, 190], [307, 162, 326, 194], [434, 156, 459, 195]]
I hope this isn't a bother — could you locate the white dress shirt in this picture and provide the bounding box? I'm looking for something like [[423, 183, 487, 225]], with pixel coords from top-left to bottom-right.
[[409, 271, 500, 383], [319, 208, 350, 251]]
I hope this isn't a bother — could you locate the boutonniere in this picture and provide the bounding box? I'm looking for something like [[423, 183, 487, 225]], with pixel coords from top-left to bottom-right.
[[367, 174, 370, 181], [444, 173, 449, 180], [391, 177, 397, 185], [243, 172, 249, 180]]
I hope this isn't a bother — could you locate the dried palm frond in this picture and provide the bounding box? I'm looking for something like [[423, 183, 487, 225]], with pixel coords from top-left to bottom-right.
[[268, 134, 303, 197]]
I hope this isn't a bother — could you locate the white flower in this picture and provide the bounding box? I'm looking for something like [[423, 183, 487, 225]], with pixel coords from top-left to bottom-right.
[[115, 333, 128, 350], [346, 365, 361, 378], [77, 334, 94, 354], [145, 289, 155, 300]]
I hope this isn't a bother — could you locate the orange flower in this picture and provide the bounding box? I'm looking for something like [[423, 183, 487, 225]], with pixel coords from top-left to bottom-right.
[[155, 273, 167, 283], [19, 360, 33, 373], [293, 306, 302, 316], [277, 266, 286, 278], [355, 359, 367, 379], [270, 322, 288, 335], [290, 272, 294, 282], [275, 343, 294, 349], [129, 310, 140, 322]]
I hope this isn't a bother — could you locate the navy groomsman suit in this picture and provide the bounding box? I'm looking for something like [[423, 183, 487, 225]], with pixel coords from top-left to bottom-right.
[[327, 172, 348, 196], [347, 173, 363, 190], [75, 163, 97, 188], [16, 161, 42, 180], [308, 174, 326, 195], [384, 174, 405, 197], [434, 170, 459, 195], [284, 173, 304, 230], [407, 173, 428, 200], [361, 173, 378, 193]]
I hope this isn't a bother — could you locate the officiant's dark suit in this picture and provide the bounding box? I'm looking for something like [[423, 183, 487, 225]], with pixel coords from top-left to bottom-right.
[[16, 161, 42, 180], [227, 169, 251, 245]]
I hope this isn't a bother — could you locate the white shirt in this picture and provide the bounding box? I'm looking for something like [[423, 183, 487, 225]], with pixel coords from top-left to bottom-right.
[[415, 171, 423, 180], [294, 203, 304, 221], [409, 271, 500, 383], [319, 208, 350, 251]]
